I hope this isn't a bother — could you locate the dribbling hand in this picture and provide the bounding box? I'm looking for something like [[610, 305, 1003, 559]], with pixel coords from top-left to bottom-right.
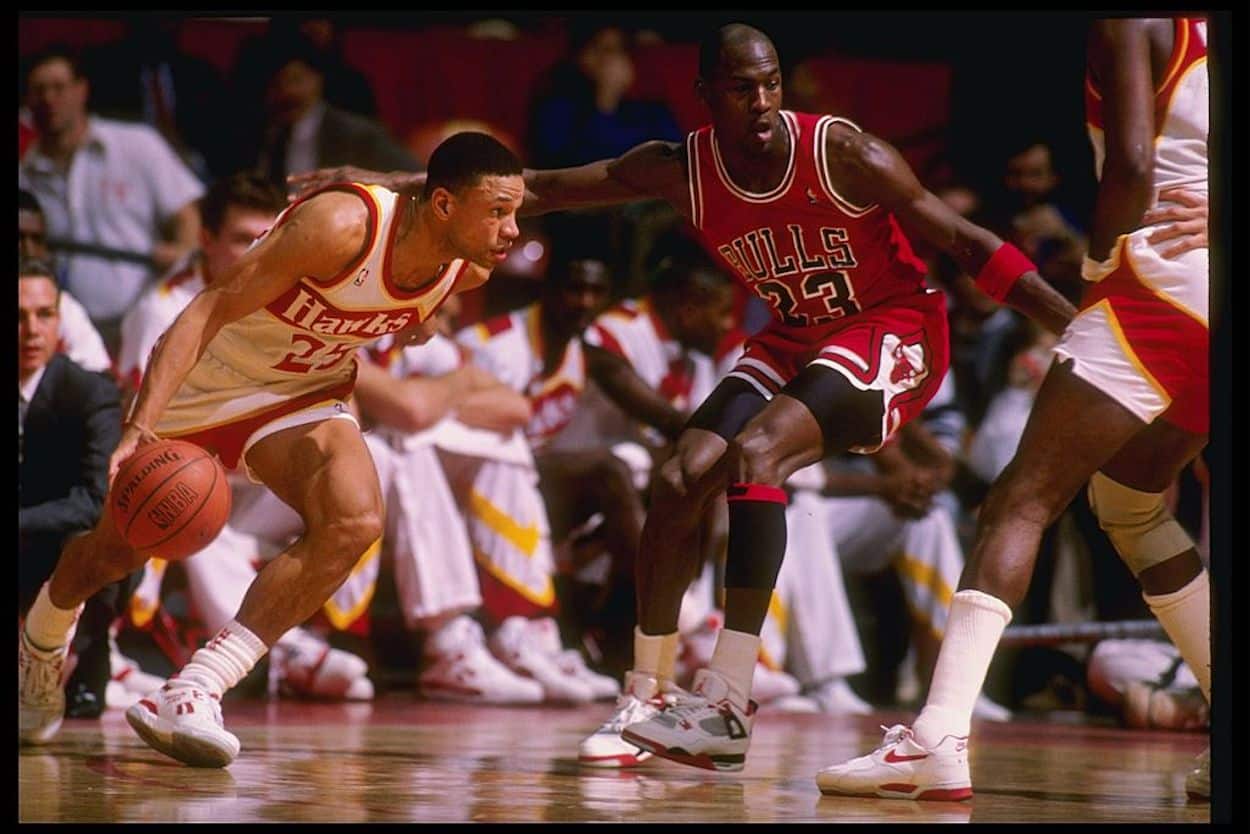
[[109, 421, 161, 486]]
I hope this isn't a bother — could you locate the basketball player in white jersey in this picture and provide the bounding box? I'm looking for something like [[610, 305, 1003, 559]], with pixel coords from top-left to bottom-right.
[[116, 171, 375, 704], [818, 17, 1213, 801], [19, 132, 525, 769]]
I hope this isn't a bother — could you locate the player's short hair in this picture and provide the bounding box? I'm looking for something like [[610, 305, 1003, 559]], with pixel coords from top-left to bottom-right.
[[23, 45, 86, 87], [199, 172, 287, 233], [423, 132, 523, 200], [650, 251, 731, 300], [18, 255, 58, 286], [697, 23, 773, 81]]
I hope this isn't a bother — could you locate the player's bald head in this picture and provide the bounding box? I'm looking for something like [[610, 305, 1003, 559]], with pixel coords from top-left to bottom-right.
[[698, 23, 777, 81]]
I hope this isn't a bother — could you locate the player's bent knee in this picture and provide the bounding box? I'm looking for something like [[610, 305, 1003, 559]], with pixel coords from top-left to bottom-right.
[[1088, 472, 1194, 576], [731, 428, 783, 486], [312, 510, 384, 565]]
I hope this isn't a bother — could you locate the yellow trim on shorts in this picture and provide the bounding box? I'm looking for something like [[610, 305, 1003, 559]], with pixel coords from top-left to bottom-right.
[[1122, 236, 1209, 327], [1089, 299, 1173, 408], [757, 591, 789, 671], [472, 547, 556, 608], [468, 489, 541, 556], [320, 537, 382, 630], [895, 553, 954, 608]]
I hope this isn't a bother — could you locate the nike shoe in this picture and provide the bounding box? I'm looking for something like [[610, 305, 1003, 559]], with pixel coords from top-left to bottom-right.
[[578, 671, 688, 768], [271, 628, 373, 701], [418, 616, 543, 705], [125, 679, 241, 768], [620, 668, 756, 773], [489, 616, 594, 704], [19, 631, 67, 745], [815, 724, 972, 801], [751, 663, 801, 704]]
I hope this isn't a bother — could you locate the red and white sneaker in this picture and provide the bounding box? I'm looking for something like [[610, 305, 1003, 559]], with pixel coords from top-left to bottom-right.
[[419, 616, 544, 705], [271, 630, 373, 701], [125, 680, 240, 768], [815, 724, 972, 801], [620, 668, 756, 773], [489, 616, 594, 704], [578, 671, 682, 768]]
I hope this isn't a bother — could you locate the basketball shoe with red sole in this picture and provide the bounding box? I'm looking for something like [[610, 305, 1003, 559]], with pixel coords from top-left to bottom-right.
[[816, 724, 973, 801]]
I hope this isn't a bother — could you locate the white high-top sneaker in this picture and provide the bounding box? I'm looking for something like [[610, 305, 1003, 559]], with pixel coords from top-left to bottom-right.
[[489, 616, 594, 704], [578, 671, 684, 768], [620, 668, 756, 773], [125, 679, 241, 768], [19, 632, 67, 745], [816, 724, 973, 801], [418, 616, 543, 705], [524, 617, 620, 701]]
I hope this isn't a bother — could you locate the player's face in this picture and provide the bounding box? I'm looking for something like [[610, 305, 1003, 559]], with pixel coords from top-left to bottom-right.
[[552, 259, 612, 333], [26, 58, 88, 136], [18, 275, 60, 377], [201, 206, 278, 286], [19, 208, 49, 259], [448, 175, 524, 270], [681, 281, 736, 355], [701, 43, 783, 155]]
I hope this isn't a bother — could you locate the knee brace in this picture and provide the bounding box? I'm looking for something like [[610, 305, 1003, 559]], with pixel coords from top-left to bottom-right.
[[1087, 472, 1194, 576]]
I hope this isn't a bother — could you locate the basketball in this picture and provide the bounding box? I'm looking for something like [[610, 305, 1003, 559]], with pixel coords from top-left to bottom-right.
[[109, 439, 231, 562]]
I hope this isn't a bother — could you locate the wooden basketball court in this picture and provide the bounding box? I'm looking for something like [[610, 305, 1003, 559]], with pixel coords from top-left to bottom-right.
[[18, 696, 1209, 822]]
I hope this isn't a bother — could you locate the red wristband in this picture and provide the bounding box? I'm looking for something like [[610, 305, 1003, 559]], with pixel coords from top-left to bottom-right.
[[974, 243, 1036, 302]]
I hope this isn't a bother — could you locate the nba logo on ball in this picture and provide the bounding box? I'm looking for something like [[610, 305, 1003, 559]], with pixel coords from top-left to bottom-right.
[[111, 440, 232, 562]]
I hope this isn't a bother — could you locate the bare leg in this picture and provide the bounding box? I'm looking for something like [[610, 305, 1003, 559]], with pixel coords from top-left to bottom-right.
[[240, 418, 385, 646]]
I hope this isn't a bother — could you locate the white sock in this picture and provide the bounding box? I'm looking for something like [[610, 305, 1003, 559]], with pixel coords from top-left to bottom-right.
[[634, 627, 680, 683], [25, 583, 84, 652], [1144, 571, 1211, 702], [913, 590, 1012, 747], [177, 620, 269, 697], [708, 628, 760, 710]]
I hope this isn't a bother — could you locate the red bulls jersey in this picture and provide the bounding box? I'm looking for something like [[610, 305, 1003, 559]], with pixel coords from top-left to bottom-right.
[[686, 110, 929, 333]]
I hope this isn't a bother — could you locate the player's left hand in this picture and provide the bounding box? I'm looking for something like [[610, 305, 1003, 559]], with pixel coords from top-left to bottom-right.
[[1143, 189, 1207, 259]]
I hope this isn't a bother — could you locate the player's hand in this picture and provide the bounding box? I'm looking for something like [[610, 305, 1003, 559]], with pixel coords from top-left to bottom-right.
[[880, 466, 934, 519], [109, 421, 161, 485], [286, 166, 416, 200], [394, 317, 440, 348], [1143, 189, 1207, 259]]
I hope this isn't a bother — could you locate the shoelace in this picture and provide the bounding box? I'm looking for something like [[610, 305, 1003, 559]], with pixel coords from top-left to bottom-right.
[[22, 650, 64, 706], [603, 695, 657, 732], [876, 724, 913, 750]]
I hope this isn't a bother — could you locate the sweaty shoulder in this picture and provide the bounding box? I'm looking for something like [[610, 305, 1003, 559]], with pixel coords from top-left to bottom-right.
[[821, 121, 915, 208], [272, 189, 373, 282], [606, 140, 688, 206]]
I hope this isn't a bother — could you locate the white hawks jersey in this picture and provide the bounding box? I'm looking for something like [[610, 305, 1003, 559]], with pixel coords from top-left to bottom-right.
[[455, 303, 586, 450], [206, 183, 469, 388], [117, 253, 205, 389]]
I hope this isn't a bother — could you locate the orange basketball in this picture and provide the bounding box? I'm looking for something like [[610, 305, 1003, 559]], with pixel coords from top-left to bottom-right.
[[110, 439, 231, 562]]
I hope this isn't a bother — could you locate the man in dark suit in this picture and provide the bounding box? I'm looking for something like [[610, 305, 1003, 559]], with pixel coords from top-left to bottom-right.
[[19, 256, 127, 721], [248, 33, 421, 193]]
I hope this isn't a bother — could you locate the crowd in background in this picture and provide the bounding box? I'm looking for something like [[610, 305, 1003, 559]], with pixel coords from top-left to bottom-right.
[[18, 14, 1209, 734]]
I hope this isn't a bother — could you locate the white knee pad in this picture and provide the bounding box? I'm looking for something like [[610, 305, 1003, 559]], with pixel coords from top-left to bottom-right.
[[1087, 472, 1194, 576]]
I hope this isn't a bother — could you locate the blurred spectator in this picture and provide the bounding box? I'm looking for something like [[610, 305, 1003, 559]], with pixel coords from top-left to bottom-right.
[[18, 188, 111, 375], [83, 18, 234, 182], [246, 33, 419, 193], [19, 46, 205, 355], [19, 255, 129, 719], [528, 21, 681, 168]]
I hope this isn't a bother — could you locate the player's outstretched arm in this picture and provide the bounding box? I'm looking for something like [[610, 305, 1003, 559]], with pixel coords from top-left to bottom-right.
[[117, 192, 368, 480], [585, 343, 688, 441], [831, 129, 1076, 335]]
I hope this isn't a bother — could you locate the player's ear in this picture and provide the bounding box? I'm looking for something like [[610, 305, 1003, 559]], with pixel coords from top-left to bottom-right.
[[431, 186, 455, 221]]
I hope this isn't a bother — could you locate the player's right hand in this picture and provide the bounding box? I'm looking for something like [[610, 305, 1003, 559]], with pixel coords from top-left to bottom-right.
[[1143, 188, 1207, 259], [108, 422, 160, 486]]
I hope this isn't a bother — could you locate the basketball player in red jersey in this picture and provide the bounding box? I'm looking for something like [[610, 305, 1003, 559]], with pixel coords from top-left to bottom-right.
[[291, 24, 1075, 773], [18, 132, 524, 768], [818, 17, 1212, 801]]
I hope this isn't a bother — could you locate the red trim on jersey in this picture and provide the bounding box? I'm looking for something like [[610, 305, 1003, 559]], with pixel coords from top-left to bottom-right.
[[482, 312, 514, 337], [590, 323, 627, 358], [476, 566, 557, 621], [1154, 18, 1206, 139], [276, 183, 379, 290]]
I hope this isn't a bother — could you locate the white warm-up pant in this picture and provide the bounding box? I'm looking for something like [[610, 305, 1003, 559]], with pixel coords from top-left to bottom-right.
[[823, 493, 965, 640], [761, 490, 867, 686]]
